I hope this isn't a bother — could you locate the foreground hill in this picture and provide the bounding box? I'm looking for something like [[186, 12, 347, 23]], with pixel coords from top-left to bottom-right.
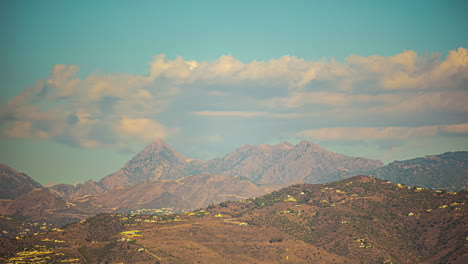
[[0, 164, 43, 199], [3, 176, 466, 264]]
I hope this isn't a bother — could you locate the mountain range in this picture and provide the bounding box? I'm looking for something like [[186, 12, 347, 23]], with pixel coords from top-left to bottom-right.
[[98, 139, 383, 189], [1, 139, 467, 227]]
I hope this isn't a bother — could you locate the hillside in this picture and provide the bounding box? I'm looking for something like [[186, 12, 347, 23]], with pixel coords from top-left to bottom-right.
[[0, 164, 43, 199], [369, 152, 468, 190], [0, 173, 275, 227], [201, 140, 384, 184], [3, 176, 466, 264], [64, 174, 276, 214], [48, 180, 106, 201], [0, 189, 89, 226]]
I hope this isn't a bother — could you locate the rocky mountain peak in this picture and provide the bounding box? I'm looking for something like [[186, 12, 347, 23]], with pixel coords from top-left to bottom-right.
[[295, 140, 328, 153], [137, 138, 187, 159], [99, 139, 199, 189]]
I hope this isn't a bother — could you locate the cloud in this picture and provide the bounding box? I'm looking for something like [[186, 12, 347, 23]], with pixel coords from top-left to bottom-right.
[[1, 120, 49, 139], [1, 48, 467, 151], [192, 111, 268, 117], [296, 123, 468, 141], [192, 111, 318, 119], [118, 117, 168, 144], [439, 123, 468, 136], [1, 63, 173, 149]]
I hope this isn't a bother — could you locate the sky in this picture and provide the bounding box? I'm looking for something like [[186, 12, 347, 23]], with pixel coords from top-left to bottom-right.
[[1, 0, 467, 186]]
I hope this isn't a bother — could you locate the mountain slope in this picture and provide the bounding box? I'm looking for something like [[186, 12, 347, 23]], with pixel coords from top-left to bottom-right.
[[48, 180, 106, 201], [72, 174, 275, 213], [99, 139, 203, 189], [4, 176, 466, 264], [0, 164, 43, 199], [0, 189, 89, 226], [202, 140, 383, 184], [369, 151, 468, 190]]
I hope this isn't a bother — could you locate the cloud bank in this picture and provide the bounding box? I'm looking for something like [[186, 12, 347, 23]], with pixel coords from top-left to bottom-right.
[[1, 48, 467, 154]]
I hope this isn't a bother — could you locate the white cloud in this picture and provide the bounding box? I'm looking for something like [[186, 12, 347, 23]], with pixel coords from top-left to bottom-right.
[[118, 117, 168, 144], [1, 48, 466, 150], [193, 111, 268, 117], [297, 123, 468, 141]]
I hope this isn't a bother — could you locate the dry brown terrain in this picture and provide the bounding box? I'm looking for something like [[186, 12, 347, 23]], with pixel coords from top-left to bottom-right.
[[2, 175, 467, 264]]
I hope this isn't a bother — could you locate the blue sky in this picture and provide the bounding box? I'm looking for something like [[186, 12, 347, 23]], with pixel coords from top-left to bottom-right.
[[1, 0, 467, 185]]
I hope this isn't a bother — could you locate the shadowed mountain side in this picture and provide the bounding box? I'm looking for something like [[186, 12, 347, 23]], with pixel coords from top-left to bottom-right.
[[322, 151, 468, 190], [369, 151, 468, 190], [0, 189, 88, 226], [0, 173, 276, 226], [48, 180, 106, 201], [0, 189, 66, 216], [0, 164, 43, 199], [174, 174, 280, 208], [74, 174, 276, 213], [75, 180, 187, 213]]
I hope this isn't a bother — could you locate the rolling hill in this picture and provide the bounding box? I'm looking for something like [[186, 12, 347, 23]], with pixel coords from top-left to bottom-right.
[[3, 176, 466, 263], [368, 151, 468, 190]]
